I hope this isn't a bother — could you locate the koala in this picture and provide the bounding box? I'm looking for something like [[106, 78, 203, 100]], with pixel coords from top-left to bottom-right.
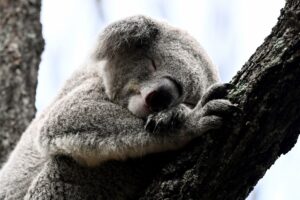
[[0, 16, 237, 200]]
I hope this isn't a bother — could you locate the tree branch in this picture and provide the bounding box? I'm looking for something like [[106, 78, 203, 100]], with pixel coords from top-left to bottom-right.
[[140, 0, 300, 199]]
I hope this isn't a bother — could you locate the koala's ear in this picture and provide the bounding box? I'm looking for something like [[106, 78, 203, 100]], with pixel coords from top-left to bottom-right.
[[93, 15, 160, 60]]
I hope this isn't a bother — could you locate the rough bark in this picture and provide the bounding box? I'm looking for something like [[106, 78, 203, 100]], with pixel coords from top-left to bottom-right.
[[0, 0, 43, 166], [140, 0, 300, 199]]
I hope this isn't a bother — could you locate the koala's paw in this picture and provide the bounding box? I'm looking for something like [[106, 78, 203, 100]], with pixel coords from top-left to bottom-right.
[[200, 83, 234, 107], [191, 83, 241, 134], [145, 105, 189, 134]]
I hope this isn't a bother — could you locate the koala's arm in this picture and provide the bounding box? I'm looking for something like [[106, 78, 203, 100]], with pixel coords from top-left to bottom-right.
[[36, 79, 194, 166], [37, 74, 236, 167]]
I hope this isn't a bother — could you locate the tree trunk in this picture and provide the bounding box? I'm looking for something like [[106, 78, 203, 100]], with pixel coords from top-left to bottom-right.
[[140, 0, 300, 199], [0, 0, 43, 166]]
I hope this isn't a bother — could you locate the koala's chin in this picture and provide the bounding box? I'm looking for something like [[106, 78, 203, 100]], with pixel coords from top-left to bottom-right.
[[127, 94, 151, 118]]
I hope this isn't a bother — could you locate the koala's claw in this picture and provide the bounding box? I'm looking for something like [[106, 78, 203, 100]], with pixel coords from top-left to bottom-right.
[[145, 113, 167, 134], [144, 106, 188, 134], [200, 83, 234, 107]]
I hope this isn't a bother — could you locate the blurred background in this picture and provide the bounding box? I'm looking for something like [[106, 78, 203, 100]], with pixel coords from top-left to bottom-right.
[[36, 0, 300, 199]]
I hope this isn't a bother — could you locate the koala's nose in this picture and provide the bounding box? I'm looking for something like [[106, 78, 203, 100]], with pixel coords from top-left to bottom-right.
[[144, 77, 181, 112], [145, 88, 173, 112]]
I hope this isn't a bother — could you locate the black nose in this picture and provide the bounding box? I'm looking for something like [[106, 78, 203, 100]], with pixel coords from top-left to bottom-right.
[[145, 88, 173, 112]]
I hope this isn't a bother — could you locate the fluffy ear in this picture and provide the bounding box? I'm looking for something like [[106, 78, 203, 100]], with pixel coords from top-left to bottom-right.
[[93, 15, 160, 60]]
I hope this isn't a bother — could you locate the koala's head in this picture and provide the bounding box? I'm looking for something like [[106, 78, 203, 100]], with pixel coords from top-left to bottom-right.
[[92, 15, 219, 118]]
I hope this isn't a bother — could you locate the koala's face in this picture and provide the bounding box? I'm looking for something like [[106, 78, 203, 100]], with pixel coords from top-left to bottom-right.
[[101, 52, 183, 118], [94, 16, 219, 118]]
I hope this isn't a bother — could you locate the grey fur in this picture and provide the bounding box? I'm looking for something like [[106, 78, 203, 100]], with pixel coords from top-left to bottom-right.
[[0, 16, 233, 200]]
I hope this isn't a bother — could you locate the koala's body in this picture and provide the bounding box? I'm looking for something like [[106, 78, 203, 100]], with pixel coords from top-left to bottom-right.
[[0, 16, 234, 200]]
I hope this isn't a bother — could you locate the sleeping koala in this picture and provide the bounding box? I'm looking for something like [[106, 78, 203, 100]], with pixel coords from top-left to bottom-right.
[[0, 15, 237, 200]]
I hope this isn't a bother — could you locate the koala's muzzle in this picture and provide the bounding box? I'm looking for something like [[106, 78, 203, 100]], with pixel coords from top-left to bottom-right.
[[145, 78, 181, 112]]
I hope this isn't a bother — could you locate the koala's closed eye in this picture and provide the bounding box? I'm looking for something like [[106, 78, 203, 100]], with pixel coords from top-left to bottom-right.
[[150, 59, 157, 71]]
